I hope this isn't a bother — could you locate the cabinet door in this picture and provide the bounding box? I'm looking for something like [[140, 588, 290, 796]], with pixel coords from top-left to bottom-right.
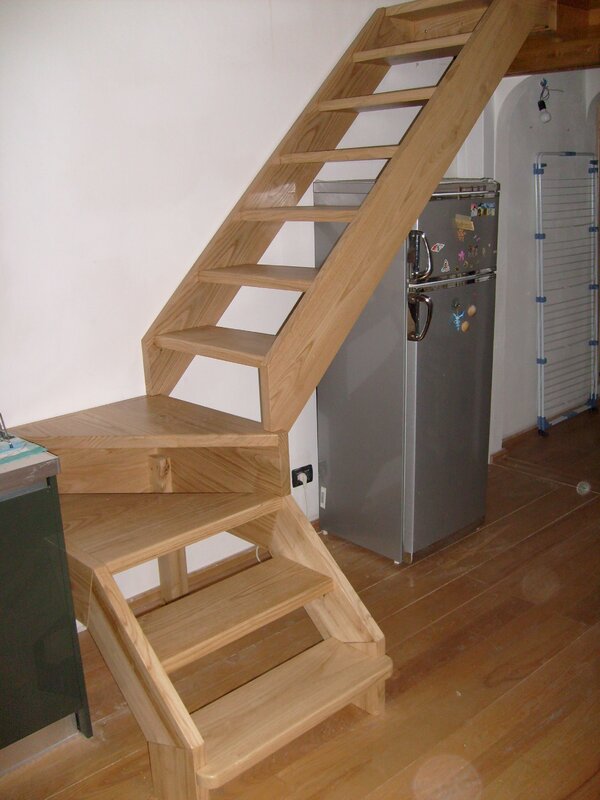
[[0, 481, 87, 748]]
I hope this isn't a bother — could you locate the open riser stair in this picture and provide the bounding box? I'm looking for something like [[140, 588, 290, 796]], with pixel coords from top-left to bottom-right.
[[140, 0, 556, 432], [13, 0, 598, 797]]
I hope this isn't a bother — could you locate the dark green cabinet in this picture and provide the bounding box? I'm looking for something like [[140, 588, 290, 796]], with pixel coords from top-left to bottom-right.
[[0, 461, 91, 749]]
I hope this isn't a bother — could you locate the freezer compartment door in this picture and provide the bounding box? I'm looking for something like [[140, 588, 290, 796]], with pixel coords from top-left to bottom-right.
[[412, 194, 499, 282], [403, 277, 496, 560]]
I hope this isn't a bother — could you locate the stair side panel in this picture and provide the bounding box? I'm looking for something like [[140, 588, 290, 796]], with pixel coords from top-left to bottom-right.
[[232, 496, 385, 655], [87, 566, 204, 750], [165, 436, 289, 496]]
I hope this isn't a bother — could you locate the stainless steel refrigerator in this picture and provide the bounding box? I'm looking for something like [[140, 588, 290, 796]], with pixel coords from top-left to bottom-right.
[[315, 178, 499, 563]]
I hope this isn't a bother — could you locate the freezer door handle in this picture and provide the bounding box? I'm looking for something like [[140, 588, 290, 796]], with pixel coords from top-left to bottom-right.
[[407, 293, 433, 342], [408, 229, 433, 282]]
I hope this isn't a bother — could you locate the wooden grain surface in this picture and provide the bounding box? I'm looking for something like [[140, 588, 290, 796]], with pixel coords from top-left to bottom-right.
[[353, 31, 471, 63], [154, 326, 275, 367], [495, 410, 600, 491], [61, 492, 283, 573], [13, 395, 280, 449], [87, 568, 204, 751], [198, 265, 317, 291], [277, 145, 398, 164], [2, 442, 599, 799], [385, 0, 489, 15], [193, 638, 392, 789], [317, 86, 435, 112], [140, 556, 332, 673], [236, 206, 359, 223], [232, 497, 386, 653]]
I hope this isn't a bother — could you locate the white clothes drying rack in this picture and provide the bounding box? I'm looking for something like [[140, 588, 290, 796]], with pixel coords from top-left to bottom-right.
[[534, 151, 598, 434]]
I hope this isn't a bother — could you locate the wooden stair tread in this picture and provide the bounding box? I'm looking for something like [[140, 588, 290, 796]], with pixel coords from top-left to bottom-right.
[[318, 86, 436, 112], [140, 556, 333, 673], [278, 145, 398, 164], [353, 32, 471, 64], [61, 492, 283, 573], [237, 206, 359, 223], [198, 265, 318, 291], [194, 637, 393, 789], [385, 0, 489, 17], [154, 326, 275, 367], [12, 395, 278, 449]]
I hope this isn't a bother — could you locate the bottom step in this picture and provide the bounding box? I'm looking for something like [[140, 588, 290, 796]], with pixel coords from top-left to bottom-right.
[[194, 638, 393, 789]]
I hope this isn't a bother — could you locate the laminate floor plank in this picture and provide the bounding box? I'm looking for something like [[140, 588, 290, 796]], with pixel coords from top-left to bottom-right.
[[497, 454, 600, 492], [468, 497, 599, 587], [484, 463, 555, 523], [499, 412, 600, 490], [44, 751, 153, 800], [0, 711, 146, 800], [79, 633, 128, 723], [379, 574, 487, 649], [564, 770, 600, 800], [486, 519, 600, 620], [320, 536, 403, 592], [565, 584, 600, 627], [359, 486, 591, 623], [363, 624, 600, 800]]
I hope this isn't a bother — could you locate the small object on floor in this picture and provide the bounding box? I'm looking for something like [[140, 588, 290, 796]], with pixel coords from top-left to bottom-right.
[[576, 481, 591, 496]]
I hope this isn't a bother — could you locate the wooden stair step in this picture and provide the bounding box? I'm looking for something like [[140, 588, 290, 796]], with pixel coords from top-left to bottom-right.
[[237, 206, 359, 223], [154, 326, 274, 367], [317, 86, 436, 113], [140, 556, 333, 673], [12, 395, 278, 449], [61, 492, 282, 573], [353, 32, 470, 64], [194, 637, 393, 789], [198, 265, 318, 291], [278, 145, 398, 165], [385, 0, 488, 18]]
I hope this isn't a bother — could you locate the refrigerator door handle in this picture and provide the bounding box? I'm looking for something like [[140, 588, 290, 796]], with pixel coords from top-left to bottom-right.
[[409, 230, 433, 282], [407, 293, 433, 342]]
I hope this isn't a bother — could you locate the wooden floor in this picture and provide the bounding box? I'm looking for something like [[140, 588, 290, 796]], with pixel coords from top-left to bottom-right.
[[2, 413, 599, 799]]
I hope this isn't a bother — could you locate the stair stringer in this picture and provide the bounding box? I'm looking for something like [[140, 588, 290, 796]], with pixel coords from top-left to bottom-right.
[[67, 550, 208, 800], [231, 496, 387, 714]]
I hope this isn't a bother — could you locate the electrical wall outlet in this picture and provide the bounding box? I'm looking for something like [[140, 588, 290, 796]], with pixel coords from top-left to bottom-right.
[[291, 464, 313, 487], [320, 486, 327, 509]]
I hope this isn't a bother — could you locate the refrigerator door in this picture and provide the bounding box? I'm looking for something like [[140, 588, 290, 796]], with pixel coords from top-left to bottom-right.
[[403, 275, 496, 561]]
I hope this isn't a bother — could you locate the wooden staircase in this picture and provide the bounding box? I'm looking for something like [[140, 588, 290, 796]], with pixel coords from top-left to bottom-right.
[[14, 1, 566, 798]]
